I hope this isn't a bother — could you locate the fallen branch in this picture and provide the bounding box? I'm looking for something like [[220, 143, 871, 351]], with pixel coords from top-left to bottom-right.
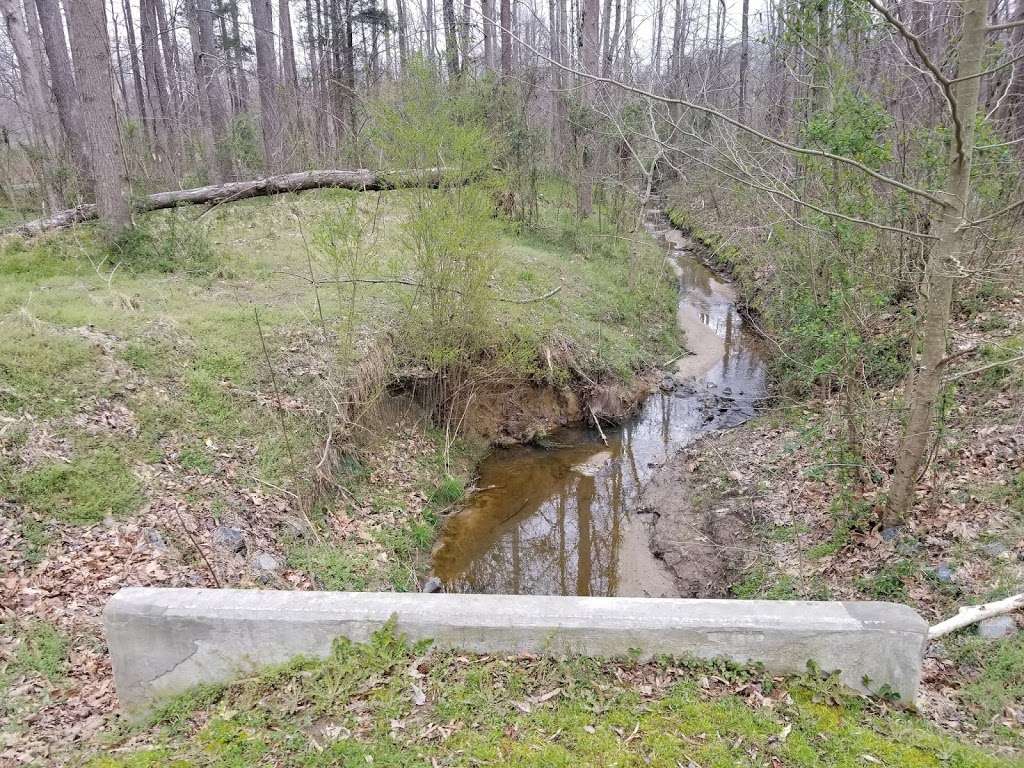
[[10, 168, 447, 236], [272, 271, 562, 304], [589, 404, 609, 446], [929, 592, 1024, 640]]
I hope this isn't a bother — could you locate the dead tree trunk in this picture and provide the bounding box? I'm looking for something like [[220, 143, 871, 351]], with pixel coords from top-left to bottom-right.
[[13, 169, 449, 236]]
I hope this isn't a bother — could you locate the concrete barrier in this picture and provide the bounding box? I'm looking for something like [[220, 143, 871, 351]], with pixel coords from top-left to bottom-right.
[[104, 588, 927, 712]]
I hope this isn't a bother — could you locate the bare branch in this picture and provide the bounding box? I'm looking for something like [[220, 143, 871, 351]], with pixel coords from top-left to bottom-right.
[[484, 13, 949, 208], [862, 0, 966, 165]]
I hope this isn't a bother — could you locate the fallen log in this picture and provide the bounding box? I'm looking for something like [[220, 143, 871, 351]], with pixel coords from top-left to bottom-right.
[[9, 168, 445, 237], [928, 591, 1024, 640]]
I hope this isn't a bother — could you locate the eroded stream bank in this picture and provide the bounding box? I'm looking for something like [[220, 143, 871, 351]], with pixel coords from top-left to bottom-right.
[[430, 210, 767, 597]]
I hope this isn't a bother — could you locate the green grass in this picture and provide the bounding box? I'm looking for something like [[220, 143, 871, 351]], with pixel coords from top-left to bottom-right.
[[16, 446, 141, 524], [949, 634, 1024, 744], [83, 624, 1014, 767]]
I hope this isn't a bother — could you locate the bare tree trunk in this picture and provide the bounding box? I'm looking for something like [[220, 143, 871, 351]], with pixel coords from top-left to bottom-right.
[[279, 0, 299, 86], [621, 0, 632, 79], [578, 0, 598, 215], [738, 0, 749, 122], [460, 0, 471, 71], [549, 0, 563, 156], [118, 0, 147, 125], [34, 0, 92, 186], [426, 0, 438, 67], [188, 0, 233, 181], [500, 0, 511, 74], [652, 0, 663, 78], [604, 0, 621, 77], [443, 0, 461, 76], [2, 0, 62, 210], [228, 0, 250, 109], [65, 0, 132, 234], [140, 0, 176, 168], [886, 0, 987, 525], [250, 0, 283, 170], [395, 0, 409, 70], [482, 0, 494, 68], [154, 0, 181, 110]]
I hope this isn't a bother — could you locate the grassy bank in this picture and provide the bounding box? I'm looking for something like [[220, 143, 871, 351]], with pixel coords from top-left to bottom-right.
[[82, 624, 1016, 767], [660, 183, 1024, 754], [0, 181, 679, 763]]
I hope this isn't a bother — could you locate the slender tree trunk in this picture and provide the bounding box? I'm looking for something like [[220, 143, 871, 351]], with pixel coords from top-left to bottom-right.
[[599, 0, 612, 73], [395, 0, 409, 70], [460, 0, 471, 71], [621, 0, 632, 79], [0, 0, 60, 209], [443, 0, 461, 76], [140, 0, 175, 167], [279, 0, 299, 86], [34, 0, 92, 187], [578, 0, 598, 216], [482, 0, 494, 68], [738, 0, 749, 122], [604, 0, 621, 77], [65, 0, 132, 234], [426, 0, 437, 67], [250, 0, 283, 170], [500, 0, 511, 74], [549, 0, 563, 156], [229, 0, 250, 107], [154, 0, 181, 110], [886, 0, 987, 525], [190, 0, 233, 180], [652, 0, 663, 78]]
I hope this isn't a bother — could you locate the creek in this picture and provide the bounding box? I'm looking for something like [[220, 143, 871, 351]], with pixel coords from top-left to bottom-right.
[[430, 210, 767, 596]]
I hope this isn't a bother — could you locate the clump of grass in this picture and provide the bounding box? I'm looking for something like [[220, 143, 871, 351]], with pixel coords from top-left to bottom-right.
[[17, 447, 141, 524], [107, 212, 220, 276], [428, 474, 465, 507], [0, 327, 100, 416], [286, 544, 372, 591], [950, 634, 1024, 743]]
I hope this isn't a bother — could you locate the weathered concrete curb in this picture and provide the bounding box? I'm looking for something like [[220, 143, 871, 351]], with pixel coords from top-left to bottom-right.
[[104, 588, 927, 712]]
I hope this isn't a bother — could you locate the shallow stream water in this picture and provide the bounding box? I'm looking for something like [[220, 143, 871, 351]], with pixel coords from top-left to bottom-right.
[[430, 210, 767, 596]]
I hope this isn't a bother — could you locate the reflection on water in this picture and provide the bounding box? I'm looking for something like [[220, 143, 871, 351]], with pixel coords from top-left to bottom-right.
[[431, 212, 767, 596]]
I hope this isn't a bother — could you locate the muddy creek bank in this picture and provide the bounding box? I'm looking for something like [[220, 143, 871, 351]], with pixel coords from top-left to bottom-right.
[[430, 211, 767, 596]]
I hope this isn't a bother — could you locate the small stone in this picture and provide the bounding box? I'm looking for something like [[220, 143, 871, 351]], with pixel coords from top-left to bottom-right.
[[660, 375, 675, 392], [213, 526, 245, 553], [978, 616, 1018, 639], [422, 577, 443, 593], [933, 564, 955, 584], [251, 552, 281, 573], [925, 641, 947, 660], [880, 527, 901, 543], [138, 527, 168, 552], [980, 542, 1009, 558]]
